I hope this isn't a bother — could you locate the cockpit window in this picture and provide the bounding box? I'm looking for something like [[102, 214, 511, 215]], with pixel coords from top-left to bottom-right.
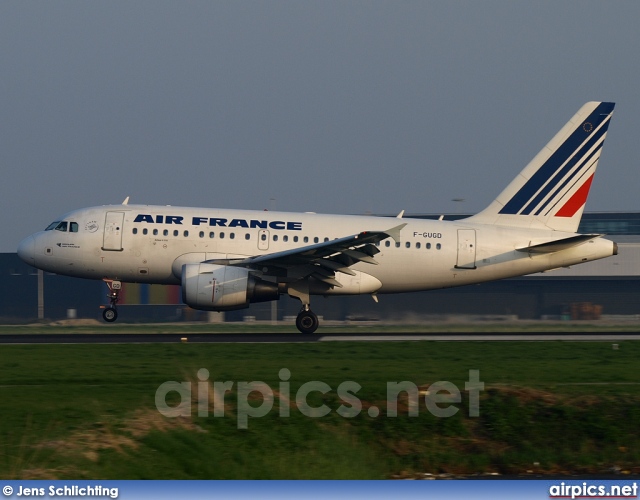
[[45, 221, 78, 232]]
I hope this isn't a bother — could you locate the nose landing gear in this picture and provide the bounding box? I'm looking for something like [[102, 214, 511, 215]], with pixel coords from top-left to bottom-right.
[[102, 279, 121, 323], [102, 307, 118, 322]]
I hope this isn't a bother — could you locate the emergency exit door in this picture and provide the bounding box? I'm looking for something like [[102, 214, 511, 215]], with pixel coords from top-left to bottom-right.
[[258, 229, 269, 251], [455, 229, 476, 269]]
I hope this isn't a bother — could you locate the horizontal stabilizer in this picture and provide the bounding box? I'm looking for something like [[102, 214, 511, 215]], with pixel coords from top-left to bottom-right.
[[516, 234, 601, 253]]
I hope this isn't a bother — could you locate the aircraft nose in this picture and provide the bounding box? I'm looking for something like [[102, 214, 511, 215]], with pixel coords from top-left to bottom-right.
[[17, 235, 36, 266]]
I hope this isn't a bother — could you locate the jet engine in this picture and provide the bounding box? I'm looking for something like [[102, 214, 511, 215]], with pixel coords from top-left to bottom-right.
[[181, 263, 279, 311]]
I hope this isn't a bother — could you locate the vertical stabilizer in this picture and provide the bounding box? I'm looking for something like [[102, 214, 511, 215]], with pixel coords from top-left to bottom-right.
[[466, 102, 615, 232]]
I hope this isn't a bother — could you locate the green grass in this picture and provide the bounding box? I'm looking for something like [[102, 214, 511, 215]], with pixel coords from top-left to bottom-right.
[[1, 341, 640, 478]]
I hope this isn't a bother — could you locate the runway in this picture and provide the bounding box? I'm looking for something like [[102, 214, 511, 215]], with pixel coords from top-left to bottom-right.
[[1, 332, 639, 344]]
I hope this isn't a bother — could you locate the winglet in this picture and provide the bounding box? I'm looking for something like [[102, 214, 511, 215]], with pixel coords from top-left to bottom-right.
[[384, 223, 407, 243], [122, 196, 130, 205]]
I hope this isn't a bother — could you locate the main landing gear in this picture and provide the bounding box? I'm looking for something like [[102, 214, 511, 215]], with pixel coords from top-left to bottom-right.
[[102, 279, 121, 323], [296, 307, 319, 334], [287, 279, 319, 333], [289, 281, 320, 334]]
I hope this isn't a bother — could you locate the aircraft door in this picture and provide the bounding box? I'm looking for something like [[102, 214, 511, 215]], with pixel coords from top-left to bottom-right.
[[258, 230, 269, 251], [455, 229, 476, 269], [103, 211, 125, 251]]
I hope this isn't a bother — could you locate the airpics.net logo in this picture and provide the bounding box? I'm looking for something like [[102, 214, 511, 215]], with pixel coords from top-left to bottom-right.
[[155, 369, 484, 429], [549, 482, 638, 499]]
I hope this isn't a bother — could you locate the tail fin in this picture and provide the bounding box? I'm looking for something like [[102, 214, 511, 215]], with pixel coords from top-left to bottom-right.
[[466, 101, 615, 232]]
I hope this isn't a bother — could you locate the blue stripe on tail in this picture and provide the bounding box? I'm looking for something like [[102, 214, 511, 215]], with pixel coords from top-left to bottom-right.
[[499, 102, 614, 215], [522, 122, 609, 215]]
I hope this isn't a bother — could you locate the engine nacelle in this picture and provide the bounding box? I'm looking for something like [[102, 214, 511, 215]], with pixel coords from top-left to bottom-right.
[[181, 263, 279, 311]]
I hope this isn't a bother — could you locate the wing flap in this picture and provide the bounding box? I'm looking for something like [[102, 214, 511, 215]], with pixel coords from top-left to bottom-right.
[[342, 249, 378, 265], [311, 272, 343, 288], [316, 259, 357, 276]]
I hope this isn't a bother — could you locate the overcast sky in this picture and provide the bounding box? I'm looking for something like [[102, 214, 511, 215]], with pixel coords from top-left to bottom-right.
[[3, 1, 640, 252]]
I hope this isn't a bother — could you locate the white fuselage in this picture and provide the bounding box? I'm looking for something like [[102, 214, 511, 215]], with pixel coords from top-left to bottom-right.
[[19, 204, 616, 296]]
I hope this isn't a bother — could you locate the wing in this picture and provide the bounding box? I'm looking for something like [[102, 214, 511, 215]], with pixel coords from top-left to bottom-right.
[[205, 223, 406, 288]]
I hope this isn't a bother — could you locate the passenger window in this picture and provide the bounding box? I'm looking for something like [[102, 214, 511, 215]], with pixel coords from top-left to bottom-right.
[[273, 235, 278, 242], [153, 229, 158, 236], [385, 241, 390, 247], [69, 222, 79, 233], [230, 233, 235, 239], [209, 232, 215, 238], [133, 228, 138, 235], [261, 234, 267, 241], [245, 233, 250, 240], [416, 242, 421, 249], [55, 222, 68, 232], [220, 232, 225, 239], [173, 230, 179, 237], [183, 230, 189, 237], [324, 237, 329, 242], [164, 229, 169, 236], [199, 231, 204, 238], [395, 242, 400, 248], [283, 235, 288, 242], [426, 243, 431, 250], [436, 243, 442, 250], [143, 228, 148, 235], [405, 242, 410, 248], [304, 236, 309, 243], [294, 236, 299, 243], [314, 237, 319, 243]]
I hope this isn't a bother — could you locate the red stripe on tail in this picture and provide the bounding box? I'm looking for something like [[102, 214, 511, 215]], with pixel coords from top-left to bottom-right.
[[555, 174, 594, 218]]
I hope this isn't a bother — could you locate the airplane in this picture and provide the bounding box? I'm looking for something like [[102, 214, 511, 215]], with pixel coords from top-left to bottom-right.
[[17, 101, 617, 333]]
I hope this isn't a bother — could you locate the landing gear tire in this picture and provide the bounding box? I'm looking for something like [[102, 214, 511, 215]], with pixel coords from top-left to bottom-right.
[[296, 310, 319, 334], [102, 279, 122, 323], [103, 307, 118, 323]]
